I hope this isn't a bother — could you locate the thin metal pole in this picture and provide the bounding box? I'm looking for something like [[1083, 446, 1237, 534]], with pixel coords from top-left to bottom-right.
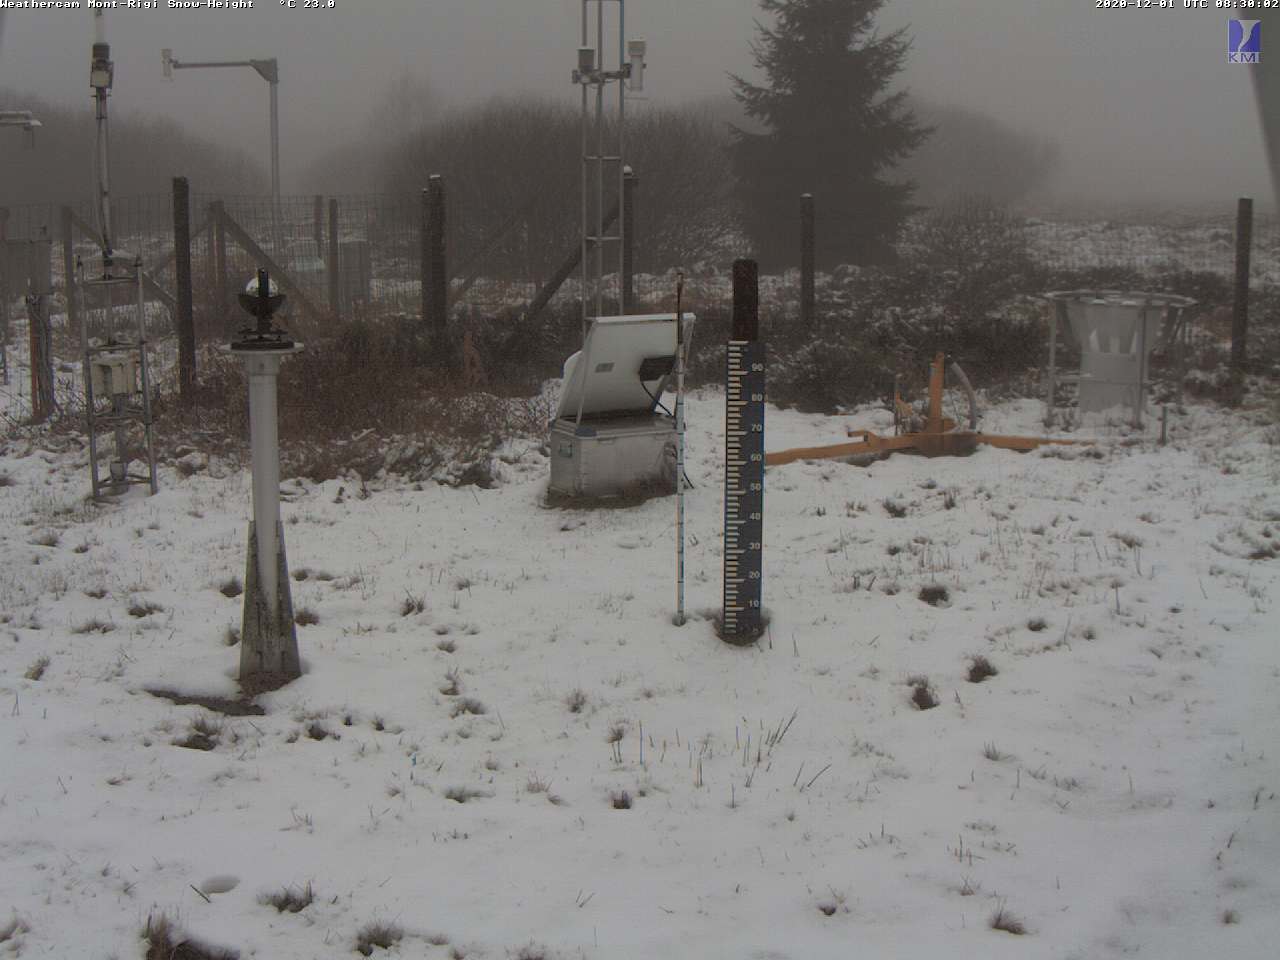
[[595, 0, 605, 321], [1135, 302, 1147, 430], [674, 271, 686, 626], [1045, 301, 1059, 427], [269, 77, 281, 250], [580, 0, 589, 343], [137, 260, 158, 494], [618, 0, 626, 291]]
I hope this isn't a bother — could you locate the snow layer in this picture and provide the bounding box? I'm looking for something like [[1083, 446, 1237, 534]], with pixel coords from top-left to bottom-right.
[[0, 391, 1278, 959]]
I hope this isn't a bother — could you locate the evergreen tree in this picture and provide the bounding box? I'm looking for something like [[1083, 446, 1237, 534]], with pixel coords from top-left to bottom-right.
[[729, 0, 929, 267]]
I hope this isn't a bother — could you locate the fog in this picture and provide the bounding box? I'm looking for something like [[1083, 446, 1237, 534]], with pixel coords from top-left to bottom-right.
[[0, 0, 1273, 213]]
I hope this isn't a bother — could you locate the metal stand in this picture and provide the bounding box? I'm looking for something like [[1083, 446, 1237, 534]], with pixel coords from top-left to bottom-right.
[[79, 257, 158, 498], [228, 269, 304, 689]]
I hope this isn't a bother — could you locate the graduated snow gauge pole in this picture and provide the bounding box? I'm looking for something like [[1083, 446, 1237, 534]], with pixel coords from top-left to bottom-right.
[[722, 259, 765, 644], [229, 270, 303, 689], [674, 272, 688, 626]]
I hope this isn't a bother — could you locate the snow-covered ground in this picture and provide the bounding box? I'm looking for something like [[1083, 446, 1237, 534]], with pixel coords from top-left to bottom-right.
[[1, 387, 1277, 959]]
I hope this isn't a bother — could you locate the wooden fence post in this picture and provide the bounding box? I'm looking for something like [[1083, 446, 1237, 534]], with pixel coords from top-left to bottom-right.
[[1231, 196, 1252, 399], [60, 206, 79, 339], [426, 175, 447, 330], [800, 193, 815, 327], [328, 198, 341, 316]]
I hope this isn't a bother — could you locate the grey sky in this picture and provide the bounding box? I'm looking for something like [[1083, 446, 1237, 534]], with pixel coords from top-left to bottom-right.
[[0, 1, 1272, 210]]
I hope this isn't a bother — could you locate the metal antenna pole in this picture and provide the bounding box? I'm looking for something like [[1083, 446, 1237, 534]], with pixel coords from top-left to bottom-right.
[[91, 11, 114, 266]]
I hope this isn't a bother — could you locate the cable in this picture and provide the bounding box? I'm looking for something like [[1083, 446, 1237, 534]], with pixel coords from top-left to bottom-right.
[[640, 378, 673, 417]]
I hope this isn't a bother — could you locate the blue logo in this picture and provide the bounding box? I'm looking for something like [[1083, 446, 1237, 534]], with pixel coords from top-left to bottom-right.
[[1229, 20, 1261, 64]]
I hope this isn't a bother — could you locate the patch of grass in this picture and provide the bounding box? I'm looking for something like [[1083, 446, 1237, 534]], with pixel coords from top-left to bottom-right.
[[918, 584, 949, 606], [84, 586, 108, 599], [444, 786, 486, 804], [400, 592, 426, 617], [989, 901, 1026, 935], [218, 577, 243, 599], [72, 617, 114, 635], [0, 472, 14, 487], [512, 944, 550, 960], [566, 688, 588, 713], [294, 606, 320, 626], [882, 497, 908, 519], [176, 714, 223, 751], [982, 742, 1005, 762], [260, 882, 314, 914], [436, 638, 457, 653], [223, 625, 241, 647], [24, 656, 50, 681], [1221, 908, 1240, 925], [967, 656, 998, 683], [128, 599, 165, 618], [1026, 617, 1048, 632], [609, 789, 632, 810], [306, 721, 339, 741], [451, 697, 487, 718], [143, 912, 239, 960], [440, 668, 461, 696], [355, 921, 403, 957], [29, 530, 60, 548], [907, 675, 938, 711]]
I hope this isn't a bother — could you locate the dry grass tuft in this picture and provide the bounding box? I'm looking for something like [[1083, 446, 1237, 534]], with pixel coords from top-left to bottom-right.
[[565, 688, 588, 713], [967, 655, 998, 683], [451, 697, 487, 718], [29, 530, 60, 548], [1026, 617, 1048, 632], [609, 790, 633, 810], [444, 786, 487, 804], [260, 882, 314, 914], [355, 921, 403, 957], [218, 577, 243, 599], [400, 593, 426, 617], [293, 606, 320, 626], [1221, 908, 1240, 925], [907, 675, 939, 710], [989, 901, 1027, 935], [0, 915, 30, 944], [882, 497, 909, 519], [24, 656, 50, 681], [128, 599, 165, 618], [917, 584, 949, 606], [72, 617, 114, 635], [143, 912, 238, 959], [982, 742, 1006, 762]]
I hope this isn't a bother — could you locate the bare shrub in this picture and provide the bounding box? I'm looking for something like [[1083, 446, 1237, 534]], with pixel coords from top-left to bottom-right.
[[609, 790, 633, 810], [400, 592, 426, 617], [24, 656, 50, 681], [451, 697, 487, 718], [128, 599, 165, 618], [29, 530, 60, 548]]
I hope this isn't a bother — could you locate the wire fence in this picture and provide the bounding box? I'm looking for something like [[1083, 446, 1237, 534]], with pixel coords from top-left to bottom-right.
[[2, 191, 1277, 424]]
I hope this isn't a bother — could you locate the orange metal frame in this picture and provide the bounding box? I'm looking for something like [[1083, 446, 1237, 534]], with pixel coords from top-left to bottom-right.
[[765, 353, 1086, 467]]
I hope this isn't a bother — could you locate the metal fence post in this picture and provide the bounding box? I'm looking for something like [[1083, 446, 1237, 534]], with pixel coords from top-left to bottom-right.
[[800, 193, 815, 327], [1231, 197, 1252, 396], [313, 194, 324, 252], [427, 175, 447, 331], [328, 198, 341, 316], [622, 167, 636, 313], [60, 206, 79, 340], [211, 200, 229, 335], [173, 177, 196, 403]]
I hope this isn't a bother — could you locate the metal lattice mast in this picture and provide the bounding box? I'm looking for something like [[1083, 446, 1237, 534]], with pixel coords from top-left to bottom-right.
[[573, 0, 645, 343]]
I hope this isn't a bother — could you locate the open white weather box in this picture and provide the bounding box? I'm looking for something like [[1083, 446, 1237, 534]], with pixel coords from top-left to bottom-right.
[[549, 313, 695, 498]]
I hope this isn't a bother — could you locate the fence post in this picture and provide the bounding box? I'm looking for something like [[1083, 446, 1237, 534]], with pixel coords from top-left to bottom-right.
[[1231, 197, 1252, 399], [27, 245, 54, 422], [426, 175, 447, 331], [800, 193, 815, 327], [313, 194, 324, 252], [211, 200, 229, 335], [0, 208, 8, 386], [328, 198, 341, 316], [622, 166, 636, 313], [60, 206, 79, 339], [173, 178, 196, 403]]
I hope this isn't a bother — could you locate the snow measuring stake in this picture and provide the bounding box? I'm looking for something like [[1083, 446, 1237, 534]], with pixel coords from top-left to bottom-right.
[[722, 259, 764, 643]]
